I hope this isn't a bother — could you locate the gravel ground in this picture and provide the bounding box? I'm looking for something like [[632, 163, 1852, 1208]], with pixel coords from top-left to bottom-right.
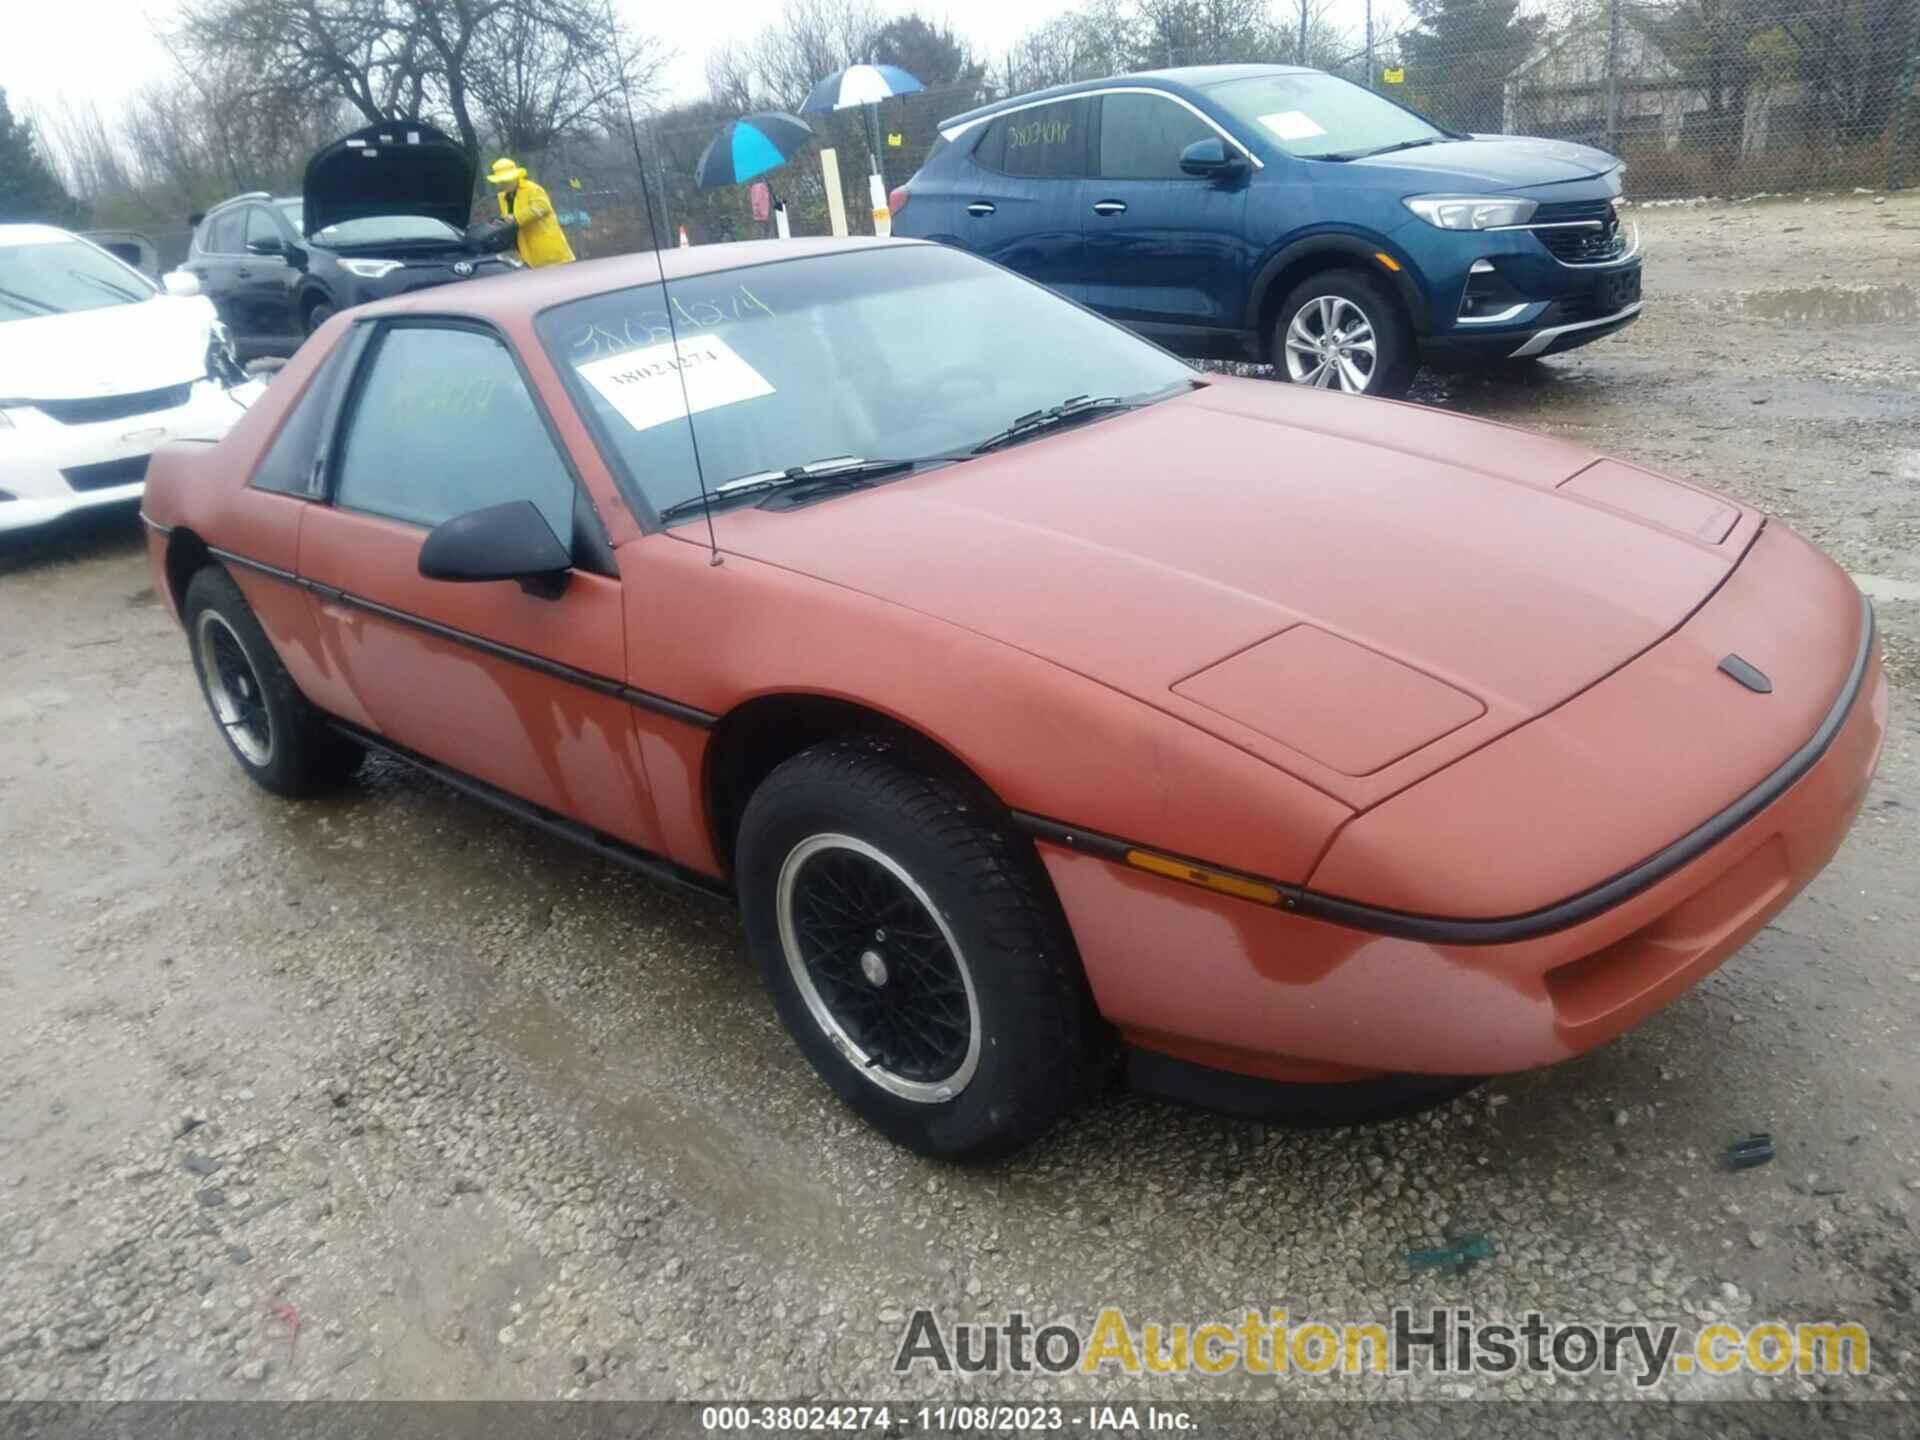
[[1, 192, 1916, 1416]]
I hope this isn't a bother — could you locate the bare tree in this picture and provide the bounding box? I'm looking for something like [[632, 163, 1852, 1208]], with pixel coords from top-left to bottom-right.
[[36, 100, 137, 205], [170, 0, 664, 176], [998, 0, 1351, 89], [467, 2, 666, 164], [1001, 2, 1137, 90], [705, 45, 762, 112], [724, 0, 884, 108], [1133, 0, 1289, 67]]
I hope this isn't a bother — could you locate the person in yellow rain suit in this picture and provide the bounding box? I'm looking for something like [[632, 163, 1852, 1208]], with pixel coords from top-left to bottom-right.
[[486, 158, 575, 267]]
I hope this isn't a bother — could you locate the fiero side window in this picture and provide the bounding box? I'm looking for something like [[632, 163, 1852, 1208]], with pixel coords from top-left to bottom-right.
[[330, 323, 576, 545]]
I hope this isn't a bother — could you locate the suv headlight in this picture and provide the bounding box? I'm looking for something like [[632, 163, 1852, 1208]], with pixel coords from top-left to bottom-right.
[[340, 258, 404, 279], [1404, 196, 1538, 230]]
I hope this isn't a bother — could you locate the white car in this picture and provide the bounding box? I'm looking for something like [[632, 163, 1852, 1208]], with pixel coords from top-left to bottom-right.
[[1, 224, 261, 535]]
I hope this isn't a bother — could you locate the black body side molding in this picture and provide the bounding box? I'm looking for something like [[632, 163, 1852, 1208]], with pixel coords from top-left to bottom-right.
[[332, 721, 732, 904], [1017, 593, 1874, 947]]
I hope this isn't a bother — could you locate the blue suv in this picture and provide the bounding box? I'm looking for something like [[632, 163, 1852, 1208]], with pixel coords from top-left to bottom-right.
[[890, 64, 1643, 398]]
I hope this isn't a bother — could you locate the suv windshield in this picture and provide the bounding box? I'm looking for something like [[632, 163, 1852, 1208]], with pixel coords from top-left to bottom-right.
[[1203, 72, 1448, 160], [0, 239, 156, 324], [277, 199, 305, 232], [537, 245, 1196, 526], [311, 215, 460, 247]]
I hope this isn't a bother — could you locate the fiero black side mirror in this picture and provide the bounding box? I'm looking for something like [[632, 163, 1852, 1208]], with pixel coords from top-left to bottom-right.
[[419, 500, 572, 599]]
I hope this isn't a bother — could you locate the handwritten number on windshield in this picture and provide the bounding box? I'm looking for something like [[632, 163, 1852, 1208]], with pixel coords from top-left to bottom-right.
[[569, 283, 775, 362]]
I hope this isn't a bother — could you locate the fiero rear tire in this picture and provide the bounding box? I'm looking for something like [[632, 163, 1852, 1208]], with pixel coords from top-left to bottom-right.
[[184, 566, 362, 797], [737, 738, 1099, 1162]]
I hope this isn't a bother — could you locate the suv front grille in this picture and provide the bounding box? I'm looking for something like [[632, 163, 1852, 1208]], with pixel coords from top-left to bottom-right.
[[35, 383, 194, 426], [1529, 201, 1628, 265], [61, 456, 151, 492]]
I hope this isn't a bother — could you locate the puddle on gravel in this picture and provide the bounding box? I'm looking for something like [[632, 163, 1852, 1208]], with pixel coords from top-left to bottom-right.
[[1738, 283, 1918, 324]]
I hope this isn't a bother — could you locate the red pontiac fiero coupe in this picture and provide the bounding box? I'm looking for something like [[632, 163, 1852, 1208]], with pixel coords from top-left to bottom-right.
[[142, 238, 1886, 1159]]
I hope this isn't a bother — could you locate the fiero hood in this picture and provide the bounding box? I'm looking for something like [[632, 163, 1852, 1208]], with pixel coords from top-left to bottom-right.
[[303, 121, 473, 238], [708, 378, 1758, 807], [0, 293, 213, 402]]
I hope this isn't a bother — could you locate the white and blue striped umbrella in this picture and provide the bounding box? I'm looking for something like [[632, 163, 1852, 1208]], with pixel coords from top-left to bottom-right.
[[800, 64, 925, 114]]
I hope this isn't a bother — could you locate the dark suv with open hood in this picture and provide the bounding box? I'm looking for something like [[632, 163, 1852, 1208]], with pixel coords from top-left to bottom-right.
[[184, 122, 520, 358]]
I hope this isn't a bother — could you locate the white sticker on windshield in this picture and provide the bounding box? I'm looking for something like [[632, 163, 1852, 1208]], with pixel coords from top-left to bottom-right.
[[1259, 111, 1326, 141], [576, 334, 774, 434]]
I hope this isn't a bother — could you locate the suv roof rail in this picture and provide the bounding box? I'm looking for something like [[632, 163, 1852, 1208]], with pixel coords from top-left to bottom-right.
[[215, 191, 274, 208]]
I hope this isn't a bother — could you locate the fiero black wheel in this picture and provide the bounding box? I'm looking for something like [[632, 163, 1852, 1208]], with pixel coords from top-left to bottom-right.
[[184, 566, 362, 796], [737, 738, 1100, 1161]]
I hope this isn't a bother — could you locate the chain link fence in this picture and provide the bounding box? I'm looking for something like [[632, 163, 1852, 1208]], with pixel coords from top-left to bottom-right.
[[1496, 0, 1919, 196], [532, 1, 1916, 252], [503, 80, 980, 256]]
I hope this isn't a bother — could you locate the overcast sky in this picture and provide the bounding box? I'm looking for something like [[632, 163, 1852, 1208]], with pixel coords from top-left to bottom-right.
[[6, 0, 1411, 155], [3, 1, 1049, 127]]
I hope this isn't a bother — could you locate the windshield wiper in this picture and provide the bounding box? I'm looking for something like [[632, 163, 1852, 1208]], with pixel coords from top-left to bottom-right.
[[656, 456, 923, 522], [67, 270, 147, 303], [968, 395, 1137, 455], [1348, 136, 1450, 160], [966, 380, 1200, 456], [0, 286, 60, 315]]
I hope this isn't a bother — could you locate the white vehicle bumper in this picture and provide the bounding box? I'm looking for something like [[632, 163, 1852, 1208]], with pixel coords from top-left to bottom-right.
[[0, 378, 263, 535]]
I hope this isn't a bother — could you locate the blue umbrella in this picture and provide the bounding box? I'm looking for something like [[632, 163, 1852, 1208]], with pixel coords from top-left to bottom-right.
[[800, 64, 925, 114], [694, 111, 814, 189]]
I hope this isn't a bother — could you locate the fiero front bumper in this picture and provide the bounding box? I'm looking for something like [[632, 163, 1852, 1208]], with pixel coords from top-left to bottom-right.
[[1023, 527, 1887, 1090]]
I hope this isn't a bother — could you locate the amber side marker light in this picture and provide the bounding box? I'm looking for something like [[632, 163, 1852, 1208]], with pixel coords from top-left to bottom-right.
[[1374, 252, 1402, 272], [1124, 849, 1283, 906]]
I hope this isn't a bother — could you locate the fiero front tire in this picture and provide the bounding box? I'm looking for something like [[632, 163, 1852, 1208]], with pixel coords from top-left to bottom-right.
[[184, 567, 362, 797], [737, 738, 1099, 1162]]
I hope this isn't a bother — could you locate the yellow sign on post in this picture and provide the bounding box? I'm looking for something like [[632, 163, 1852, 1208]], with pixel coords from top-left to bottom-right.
[[1383, 67, 1405, 85], [887, 132, 903, 147]]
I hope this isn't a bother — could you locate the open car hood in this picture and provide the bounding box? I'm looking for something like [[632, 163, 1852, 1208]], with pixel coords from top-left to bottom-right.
[[302, 122, 473, 238]]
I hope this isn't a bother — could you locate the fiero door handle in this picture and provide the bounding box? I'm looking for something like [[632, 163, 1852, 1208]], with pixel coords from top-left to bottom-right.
[[1092, 200, 1127, 216], [966, 202, 995, 216]]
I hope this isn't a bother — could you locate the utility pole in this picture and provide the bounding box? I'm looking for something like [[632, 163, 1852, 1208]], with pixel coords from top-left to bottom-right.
[[1604, 0, 1622, 154], [1298, 0, 1309, 65], [1366, 0, 1375, 90], [1891, 0, 1919, 188]]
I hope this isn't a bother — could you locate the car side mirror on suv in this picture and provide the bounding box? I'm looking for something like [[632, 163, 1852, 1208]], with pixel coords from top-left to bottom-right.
[[1179, 137, 1246, 180], [419, 500, 573, 599]]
